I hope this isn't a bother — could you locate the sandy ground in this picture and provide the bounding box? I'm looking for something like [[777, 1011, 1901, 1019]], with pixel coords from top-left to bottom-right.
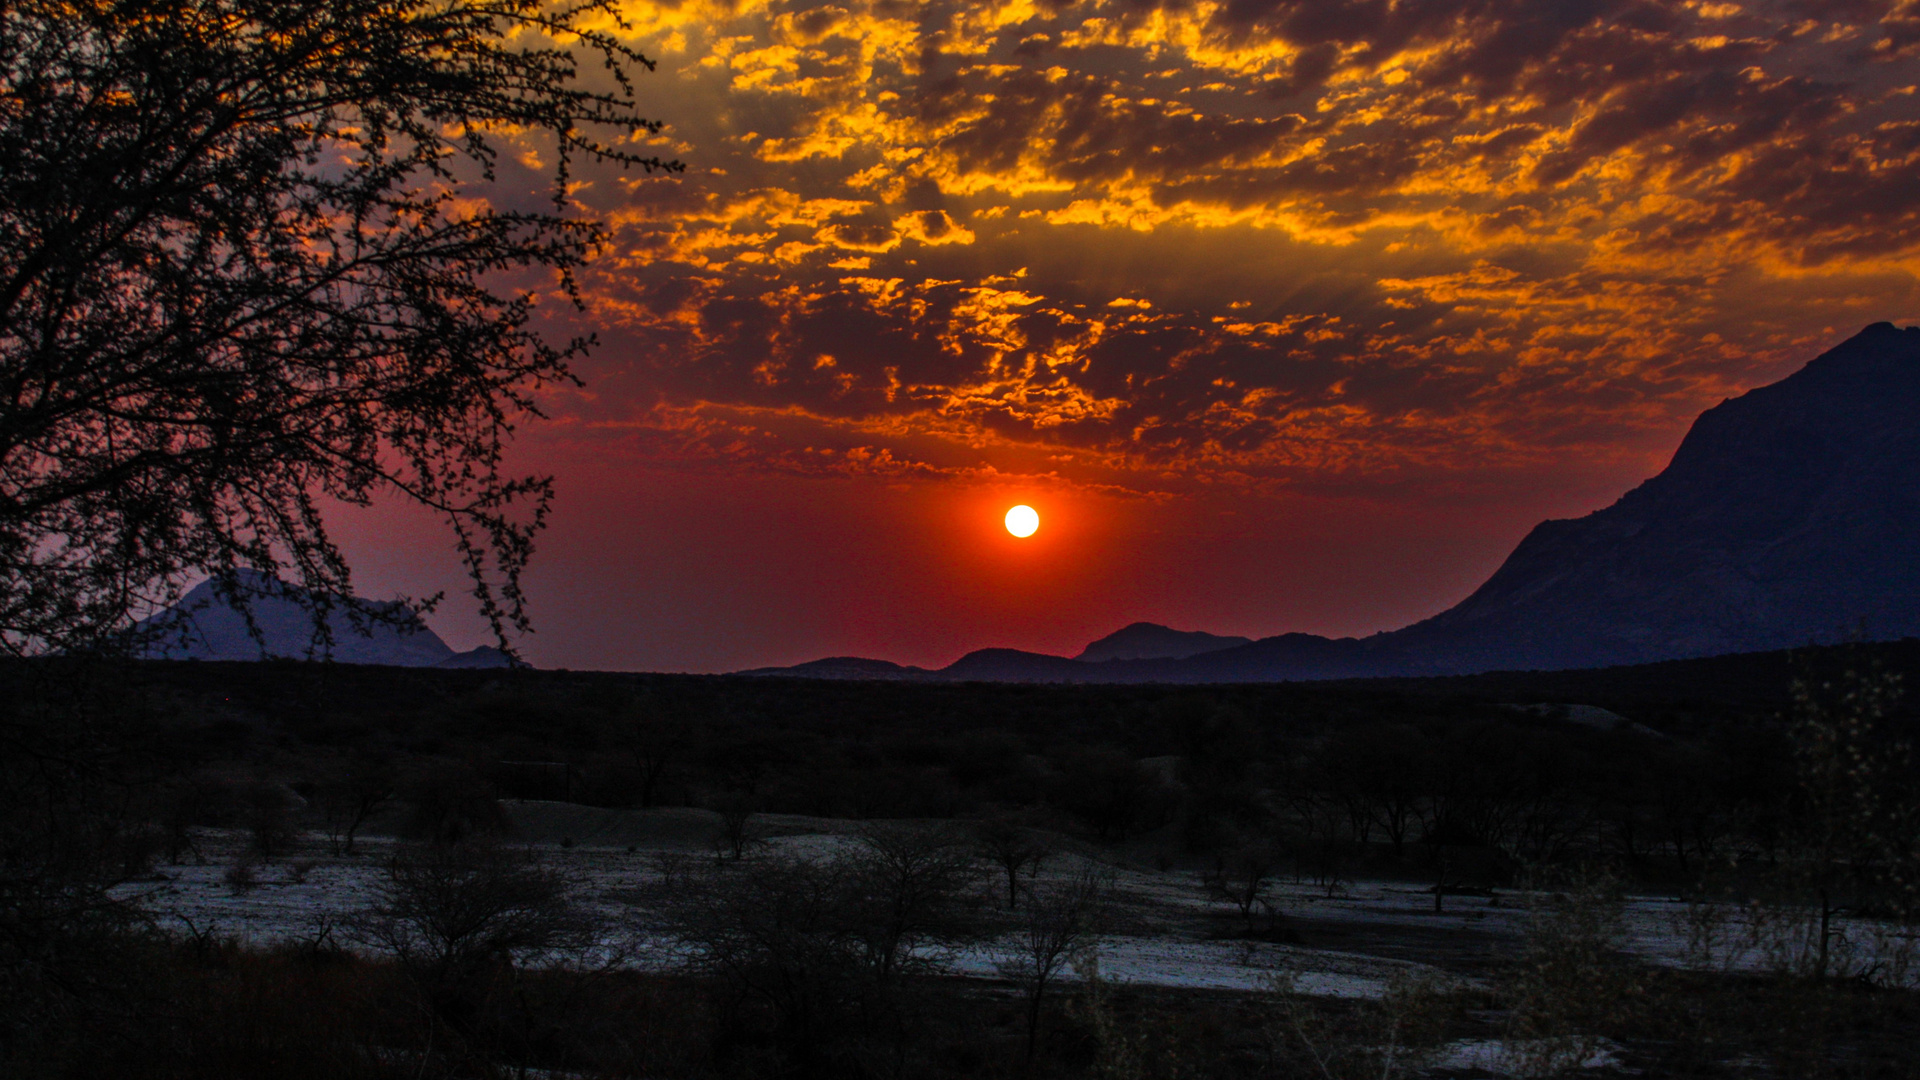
[[118, 799, 1911, 1002]]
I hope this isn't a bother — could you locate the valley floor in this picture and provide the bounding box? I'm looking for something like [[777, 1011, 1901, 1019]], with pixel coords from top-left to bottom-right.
[[123, 801, 1906, 998]]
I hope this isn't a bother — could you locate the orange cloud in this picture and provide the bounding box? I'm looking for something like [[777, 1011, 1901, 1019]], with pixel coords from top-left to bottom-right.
[[540, 0, 1918, 501]]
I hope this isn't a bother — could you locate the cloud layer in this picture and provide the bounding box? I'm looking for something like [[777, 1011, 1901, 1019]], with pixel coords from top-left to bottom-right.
[[531, 0, 1920, 504]]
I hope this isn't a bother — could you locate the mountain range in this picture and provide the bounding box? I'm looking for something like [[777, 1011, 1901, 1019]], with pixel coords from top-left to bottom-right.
[[744, 322, 1920, 683], [1074, 622, 1250, 661], [134, 571, 515, 668]]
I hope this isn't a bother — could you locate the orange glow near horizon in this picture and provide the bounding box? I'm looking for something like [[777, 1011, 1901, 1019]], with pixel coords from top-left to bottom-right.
[[367, 0, 1920, 671]]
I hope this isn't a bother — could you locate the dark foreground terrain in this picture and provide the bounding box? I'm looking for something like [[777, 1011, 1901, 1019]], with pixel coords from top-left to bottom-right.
[[5, 641, 1920, 1077]]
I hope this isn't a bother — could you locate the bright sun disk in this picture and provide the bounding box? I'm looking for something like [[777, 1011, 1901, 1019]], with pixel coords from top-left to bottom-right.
[[1005, 504, 1039, 537]]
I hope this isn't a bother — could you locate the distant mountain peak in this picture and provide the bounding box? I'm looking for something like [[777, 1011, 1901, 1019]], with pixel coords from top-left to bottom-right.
[[134, 573, 518, 668], [738, 656, 927, 680], [435, 645, 524, 670], [1391, 320, 1920, 671], [1074, 622, 1253, 662]]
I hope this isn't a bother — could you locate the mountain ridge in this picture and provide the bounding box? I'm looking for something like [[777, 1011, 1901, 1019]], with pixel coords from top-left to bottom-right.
[[1074, 622, 1252, 662], [134, 571, 516, 668], [743, 322, 1920, 683]]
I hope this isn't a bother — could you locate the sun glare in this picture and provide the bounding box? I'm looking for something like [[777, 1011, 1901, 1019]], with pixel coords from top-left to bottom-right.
[[1005, 504, 1039, 537]]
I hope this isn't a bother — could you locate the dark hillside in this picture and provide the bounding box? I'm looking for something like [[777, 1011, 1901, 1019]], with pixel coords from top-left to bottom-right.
[[10, 637, 1915, 829]]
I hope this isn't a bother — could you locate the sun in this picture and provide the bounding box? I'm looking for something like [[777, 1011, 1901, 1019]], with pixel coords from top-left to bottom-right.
[[1004, 504, 1039, 537]]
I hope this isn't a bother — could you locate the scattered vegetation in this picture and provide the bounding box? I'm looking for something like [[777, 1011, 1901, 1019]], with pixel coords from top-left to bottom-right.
[[3, 642, 1920, 1076]]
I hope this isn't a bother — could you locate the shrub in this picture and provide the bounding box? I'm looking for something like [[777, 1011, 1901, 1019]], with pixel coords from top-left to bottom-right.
[[224, 857, 260, 894]]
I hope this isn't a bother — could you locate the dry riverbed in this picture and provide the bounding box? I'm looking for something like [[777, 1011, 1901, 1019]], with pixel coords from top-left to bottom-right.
[[120, 799, 1814, 998]]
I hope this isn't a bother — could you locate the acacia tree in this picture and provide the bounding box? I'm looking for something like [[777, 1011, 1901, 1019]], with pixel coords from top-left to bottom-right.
[[1204, 841, 1279, 933], [620, 693, 687, 808], [846, 824, 981, 986], [670, 843, 986, 1074], [995, 868, 1108, 1064], [973, 812, 1050, 909], [0, 0, 679, 654], [352, 843, 595, 1045]]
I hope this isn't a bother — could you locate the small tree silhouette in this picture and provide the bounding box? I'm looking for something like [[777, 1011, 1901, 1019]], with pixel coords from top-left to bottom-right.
[[995, 868, 1109, 1064]]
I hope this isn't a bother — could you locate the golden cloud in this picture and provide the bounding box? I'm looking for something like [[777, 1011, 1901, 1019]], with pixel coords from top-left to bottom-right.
[[545, 0, 1918, 498]]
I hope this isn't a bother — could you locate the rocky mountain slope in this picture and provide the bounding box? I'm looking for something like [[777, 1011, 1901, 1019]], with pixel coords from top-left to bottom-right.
[[1381, 320, 1920, 674]]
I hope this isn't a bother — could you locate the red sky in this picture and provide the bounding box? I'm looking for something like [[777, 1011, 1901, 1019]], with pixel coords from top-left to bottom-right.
[[345, 0, 1920, 672]]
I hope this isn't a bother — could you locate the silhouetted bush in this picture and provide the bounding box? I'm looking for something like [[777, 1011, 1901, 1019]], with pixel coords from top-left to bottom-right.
[[350, 842, 595, 1047], [400, 763, 509, 846], [671, 825, 988, 1076]]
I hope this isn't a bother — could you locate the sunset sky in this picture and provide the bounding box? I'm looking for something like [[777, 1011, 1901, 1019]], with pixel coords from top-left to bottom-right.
[[345, 0, 1920, 672]]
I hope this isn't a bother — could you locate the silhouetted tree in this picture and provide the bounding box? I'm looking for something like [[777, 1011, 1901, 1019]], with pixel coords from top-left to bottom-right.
[[671, 838, 986, 1076], [1167, 699, 1263, 848], [1052, 747, 1168, 841], [710, 791, 759, 861], [314, 757, 396, 856], [239, 779, 301, 861], [620, 695, 688, 808], [973, 812, 1051, 909], [1286, 790, 1358, 899], [1322, 723, 1428, 857], [845, 824, 982, 985], [995, 868, 1108, 1064], [0, 0, 679, 654], [1781, 660, 1919, 978], [352, 843, 592, 1042], [0, 666, 169, 1069], [673, 855, 865, 1074], [403, 762, 509, 846], [1204, 842, 1280, 933]]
